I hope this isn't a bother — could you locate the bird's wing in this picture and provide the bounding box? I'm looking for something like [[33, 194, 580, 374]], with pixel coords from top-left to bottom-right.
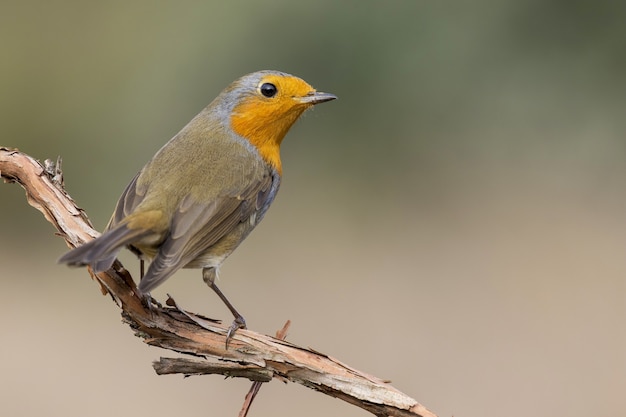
[[137, 170, 275, 293], [59, 171, 153, 271], [106, 171, 147, 231]]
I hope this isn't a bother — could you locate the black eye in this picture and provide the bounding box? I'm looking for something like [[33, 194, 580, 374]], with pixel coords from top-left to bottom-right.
[[260, 83, 277, 98]]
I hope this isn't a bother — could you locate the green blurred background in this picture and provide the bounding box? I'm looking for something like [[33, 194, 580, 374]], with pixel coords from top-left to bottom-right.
[[2, 1, 625, 416]]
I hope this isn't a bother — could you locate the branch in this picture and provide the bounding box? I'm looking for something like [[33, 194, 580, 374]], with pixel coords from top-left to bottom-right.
[[0, 147, 437, 417]]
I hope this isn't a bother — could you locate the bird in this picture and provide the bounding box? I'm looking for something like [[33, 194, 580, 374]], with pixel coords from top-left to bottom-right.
[[59, 70, 336, 343]]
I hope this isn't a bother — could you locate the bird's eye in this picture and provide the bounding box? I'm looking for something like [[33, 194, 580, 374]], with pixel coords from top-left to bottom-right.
[[260, 83, 277, 98]]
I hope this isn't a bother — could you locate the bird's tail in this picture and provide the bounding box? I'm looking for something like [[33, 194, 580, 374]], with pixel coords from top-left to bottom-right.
[[58, 224, 150, 273]]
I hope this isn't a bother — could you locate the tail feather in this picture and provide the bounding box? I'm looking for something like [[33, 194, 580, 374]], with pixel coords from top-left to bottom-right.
[[59, 224, 150, 273]]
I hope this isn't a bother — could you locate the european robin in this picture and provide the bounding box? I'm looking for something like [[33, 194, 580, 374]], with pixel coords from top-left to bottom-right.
[[59, 70, 336, 342]]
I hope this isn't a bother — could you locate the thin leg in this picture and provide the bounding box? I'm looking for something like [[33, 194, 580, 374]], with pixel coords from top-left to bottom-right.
[[203, 267, 246, 348], [137, 259, 161, 310]]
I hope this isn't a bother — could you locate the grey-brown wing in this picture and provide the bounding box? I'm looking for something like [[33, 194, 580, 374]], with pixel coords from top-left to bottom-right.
[[59, 170, 153, 272], [105, 171, 147, 231], [137, 172, 275, 293]]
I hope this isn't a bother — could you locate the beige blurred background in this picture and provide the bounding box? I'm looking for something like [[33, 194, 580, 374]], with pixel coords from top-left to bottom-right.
[[2, 1, 625, 416]]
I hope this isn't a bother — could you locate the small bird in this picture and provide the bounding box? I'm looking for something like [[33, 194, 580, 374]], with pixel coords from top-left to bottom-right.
[[59, 70, 336, 342]]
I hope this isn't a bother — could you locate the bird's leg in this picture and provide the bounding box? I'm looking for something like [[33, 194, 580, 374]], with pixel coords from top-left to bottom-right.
[[127, 244, 145, 279], [135, 260, 163, 310], [203, 267, 246, 348]]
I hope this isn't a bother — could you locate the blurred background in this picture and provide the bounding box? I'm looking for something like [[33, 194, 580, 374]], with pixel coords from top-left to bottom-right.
[[1, 1, 625, 416]]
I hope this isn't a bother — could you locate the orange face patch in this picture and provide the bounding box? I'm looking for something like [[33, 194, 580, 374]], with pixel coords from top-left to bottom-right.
[[230, 74, 317, 174]]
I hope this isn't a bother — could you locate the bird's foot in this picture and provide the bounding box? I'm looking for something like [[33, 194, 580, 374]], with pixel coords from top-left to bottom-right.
[[225, 315, 247, 349], [139, 292, 162, 314]]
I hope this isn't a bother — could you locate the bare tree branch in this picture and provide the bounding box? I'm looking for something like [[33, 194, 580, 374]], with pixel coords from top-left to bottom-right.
[[0, 146, 438, 417], [237, 320, 292, 417]]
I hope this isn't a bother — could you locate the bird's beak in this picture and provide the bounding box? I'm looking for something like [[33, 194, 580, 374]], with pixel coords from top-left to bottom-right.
[[297, 91, 337, 105]]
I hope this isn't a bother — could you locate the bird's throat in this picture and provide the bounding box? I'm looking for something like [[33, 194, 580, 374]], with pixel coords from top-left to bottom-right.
[[230, 103, 306, 175]]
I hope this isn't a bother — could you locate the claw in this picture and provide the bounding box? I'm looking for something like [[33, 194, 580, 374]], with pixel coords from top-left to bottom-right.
[[225, 315, 247, 349]]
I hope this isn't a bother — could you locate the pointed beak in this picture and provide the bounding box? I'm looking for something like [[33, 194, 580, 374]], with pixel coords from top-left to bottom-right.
[[297, 91, 337, 105]]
